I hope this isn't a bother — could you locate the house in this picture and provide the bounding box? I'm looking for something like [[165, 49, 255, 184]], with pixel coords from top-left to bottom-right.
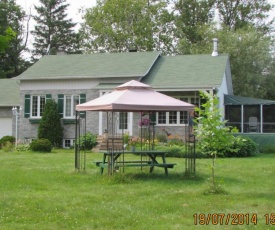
[[0, 79, 20, 139], [15, 49, 233, 147]]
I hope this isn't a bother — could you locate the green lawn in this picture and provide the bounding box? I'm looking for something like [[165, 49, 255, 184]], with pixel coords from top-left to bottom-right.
[[0, 150, 275, 229]]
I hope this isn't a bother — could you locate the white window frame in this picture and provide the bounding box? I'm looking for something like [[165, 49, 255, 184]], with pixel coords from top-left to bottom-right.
[[156, 96, 199, 125], [31, 95, 46, 118], [63, 139, 75, 148], [99, 91, 112, 135], [64, 95, 80, 119], [157, 111, 183, 125]]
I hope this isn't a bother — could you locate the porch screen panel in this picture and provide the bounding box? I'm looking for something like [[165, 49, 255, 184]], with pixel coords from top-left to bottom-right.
[[244, 105, 260, 122], [225, 105, 241, 131], [263, 105, 275, 133]]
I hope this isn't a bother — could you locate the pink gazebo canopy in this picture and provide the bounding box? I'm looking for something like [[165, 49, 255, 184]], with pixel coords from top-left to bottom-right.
[[76, 80, 194, 112]]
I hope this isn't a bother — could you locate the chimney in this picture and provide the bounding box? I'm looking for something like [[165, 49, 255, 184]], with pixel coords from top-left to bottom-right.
[[212, 38, 218, 57]]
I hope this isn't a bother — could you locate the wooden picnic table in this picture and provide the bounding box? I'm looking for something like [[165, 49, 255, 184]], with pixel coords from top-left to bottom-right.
[[95, 150, 176, 176]]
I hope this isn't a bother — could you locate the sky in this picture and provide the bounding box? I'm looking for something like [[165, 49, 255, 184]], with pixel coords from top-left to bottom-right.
[[16, 0, 275, 25], [16, 0, 97, 30], [16, 0, 97, 58], [15, 0, 275, 58]]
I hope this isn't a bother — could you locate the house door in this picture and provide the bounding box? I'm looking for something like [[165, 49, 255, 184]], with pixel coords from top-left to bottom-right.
[[117, 112, 132, 135], [98, 91, 133, 136]]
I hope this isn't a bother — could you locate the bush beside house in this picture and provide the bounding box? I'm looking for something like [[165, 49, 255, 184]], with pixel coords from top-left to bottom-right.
[[38, 99, 63, 147]]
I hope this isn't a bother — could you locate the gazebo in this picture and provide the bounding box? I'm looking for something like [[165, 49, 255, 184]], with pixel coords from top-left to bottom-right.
[[75, 80, 194, 174]]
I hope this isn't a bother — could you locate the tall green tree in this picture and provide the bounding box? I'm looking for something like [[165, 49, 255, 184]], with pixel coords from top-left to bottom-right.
[[172, 0, 216, 54], [32, 0, 80, 59], [81, 0, 275, 98], [187, 25, 273, 98], [217, 27, 272, 98], [81, 0, 173, 53], [262, 59, 275, 100], [38, 99, 63, 147], [0, 27, 14, 53], [216, 0, 274, 32], [0, 0, 30, 78]]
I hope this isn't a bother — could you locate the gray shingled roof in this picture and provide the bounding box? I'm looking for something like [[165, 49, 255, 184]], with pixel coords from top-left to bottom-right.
[[141, 54, 229, 89], [18, 51, 160, 80], [0, 79, 20, 106]]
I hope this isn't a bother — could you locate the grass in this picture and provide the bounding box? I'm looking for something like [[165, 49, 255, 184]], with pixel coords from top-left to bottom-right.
[[0, 149, 275, 229]]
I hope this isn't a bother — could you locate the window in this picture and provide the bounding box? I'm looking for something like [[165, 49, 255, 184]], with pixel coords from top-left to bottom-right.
[[158, 112, 166, 124], [180, 111, 188, 124], [64, 95, 80, 118], [169, 111, 177, 124], [157, 112, 181, 125], [156, 96, 199, 125], [31, 95, 46, 118], [119, 112, 128, 130], [63, 139, 74, 148]]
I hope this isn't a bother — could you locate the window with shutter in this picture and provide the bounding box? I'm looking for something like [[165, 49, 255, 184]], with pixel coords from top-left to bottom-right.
[[58, 94, 64, 118], [24, 94, 30, 118], [79, 94, 86, 118]]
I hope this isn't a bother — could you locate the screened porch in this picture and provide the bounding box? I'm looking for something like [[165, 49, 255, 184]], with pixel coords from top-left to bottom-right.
[[224, 95, 275, 134]]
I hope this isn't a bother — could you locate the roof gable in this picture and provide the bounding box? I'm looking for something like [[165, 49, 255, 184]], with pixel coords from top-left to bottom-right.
[[18, 51, 160, 80], [0, 79, 20, 106], [141, 54, 229, 89]]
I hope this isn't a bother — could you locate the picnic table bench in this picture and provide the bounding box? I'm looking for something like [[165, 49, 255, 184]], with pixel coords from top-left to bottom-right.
[[95, 151, 176, 176]]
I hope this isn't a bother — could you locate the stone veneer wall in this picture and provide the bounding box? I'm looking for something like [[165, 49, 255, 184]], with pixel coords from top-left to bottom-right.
[[19, 89, 100, 141]]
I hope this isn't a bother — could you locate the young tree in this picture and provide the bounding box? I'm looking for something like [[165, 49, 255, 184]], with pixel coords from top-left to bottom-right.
[[195, 91, 237, 193], [38, 99, 63, 147], [0, 0, 30, 78], [32, 0, 80, 59]]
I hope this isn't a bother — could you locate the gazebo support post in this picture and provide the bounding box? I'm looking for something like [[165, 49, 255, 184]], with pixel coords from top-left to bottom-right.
[[75, 111, 79, 170]]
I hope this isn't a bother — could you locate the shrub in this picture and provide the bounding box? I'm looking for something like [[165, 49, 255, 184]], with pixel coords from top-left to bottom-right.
[[155, 145, 185, 158], [156, 133, 167, 143], [30, 139, 52, 152], [76, 132, 97, 150], [224, 136, 258, 157], [123, 133, 130, 146], [0, 135, 15, 148], [261, 145, 275, 154], [167, 136, 185, 146], [166, 145, 185, 157], [2, 141, 13, 152], [38, 99, 63, 147], [15, 144, 30, 152]]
